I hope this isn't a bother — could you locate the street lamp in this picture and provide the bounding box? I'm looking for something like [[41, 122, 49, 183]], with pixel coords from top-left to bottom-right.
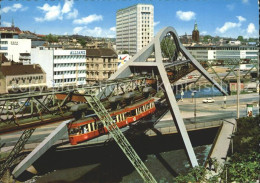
[[192, 90, 197, 123]]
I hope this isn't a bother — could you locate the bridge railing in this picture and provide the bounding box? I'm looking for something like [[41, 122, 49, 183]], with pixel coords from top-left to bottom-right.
[[146, 120, 222, 136]]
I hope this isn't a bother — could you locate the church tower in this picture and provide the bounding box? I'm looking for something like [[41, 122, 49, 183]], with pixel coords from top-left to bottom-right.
[[192, 21, 200, 42]]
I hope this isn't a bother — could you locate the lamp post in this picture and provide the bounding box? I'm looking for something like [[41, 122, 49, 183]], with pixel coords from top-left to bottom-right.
[[192, 90, 197, 123], [237, 60, 241, 119], [191, 91, 194, 103]]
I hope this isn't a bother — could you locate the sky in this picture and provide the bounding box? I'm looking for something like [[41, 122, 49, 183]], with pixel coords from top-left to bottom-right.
[[0, 0, 258, 38]]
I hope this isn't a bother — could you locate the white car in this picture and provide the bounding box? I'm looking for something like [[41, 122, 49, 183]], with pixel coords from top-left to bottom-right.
[[203, 98, 215, 103]]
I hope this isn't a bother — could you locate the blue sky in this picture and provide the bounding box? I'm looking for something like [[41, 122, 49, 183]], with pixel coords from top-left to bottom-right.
[[0, 0, 258, 38]]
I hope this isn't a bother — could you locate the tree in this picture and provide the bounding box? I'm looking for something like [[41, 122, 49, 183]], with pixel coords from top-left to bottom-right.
[[248, 37, 255, 42], [78, 39, 86, 47], [122, 50, 129, 54], [45, 34, 58, 43], [160, 37, 176, 59], [237, 35, 244, 42], [203, 35, 212, 42]]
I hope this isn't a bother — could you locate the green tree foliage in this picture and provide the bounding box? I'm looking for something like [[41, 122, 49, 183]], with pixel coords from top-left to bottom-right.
[[233, 115, 260, 153], [248, 37, 255, 42], [78, 39, 86, 47], [223, 152, 260, 182], [203, 35, 212, 42], [174, 115, 260, 182], [237, 35, 244, 42], [160, 37, 176, 59], [45, 34, 58, 43], [122, 50, 129, 54]]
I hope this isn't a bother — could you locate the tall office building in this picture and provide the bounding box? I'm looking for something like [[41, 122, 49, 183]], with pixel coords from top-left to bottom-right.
[[116, 4, 154, 56]]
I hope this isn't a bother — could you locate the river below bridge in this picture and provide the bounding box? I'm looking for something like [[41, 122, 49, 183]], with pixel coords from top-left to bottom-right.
[[19, 127, 218, 183]]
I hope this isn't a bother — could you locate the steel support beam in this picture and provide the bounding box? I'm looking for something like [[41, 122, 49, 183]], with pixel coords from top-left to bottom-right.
[[154, 36, 199, 167], [12, 120, 71, 178]]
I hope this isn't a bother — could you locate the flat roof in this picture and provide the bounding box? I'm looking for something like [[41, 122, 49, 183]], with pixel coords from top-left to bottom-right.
[[117, 4, 153, 12]]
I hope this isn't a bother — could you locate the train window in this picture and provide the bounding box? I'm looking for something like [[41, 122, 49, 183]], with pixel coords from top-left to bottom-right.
[[88, 123, 92, 132], [92, 123, 96, 131], [131, 110, 137, 116], [125, 112, 131, 117], [116, 115, 119, 123]]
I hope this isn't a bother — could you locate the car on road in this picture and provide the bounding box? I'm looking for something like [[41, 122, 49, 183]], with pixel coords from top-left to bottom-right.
[[203, 98, 215, 103]]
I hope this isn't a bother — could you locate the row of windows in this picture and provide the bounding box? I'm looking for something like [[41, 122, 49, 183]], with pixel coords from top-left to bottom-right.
[[0, 41, 8, 44], [54, 78, 85, 83], [54, 70, 86, 75], [54, 55, 86, 59], [0, 47, 8, 50], [86, 71, 112, 77], [54, 63, 86, 67]]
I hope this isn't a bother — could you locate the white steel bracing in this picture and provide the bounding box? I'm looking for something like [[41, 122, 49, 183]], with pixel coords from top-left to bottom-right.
[[0, 128, 35, 178], [85, 95, 157, 183], [12, 120, 71, 178], [108, 26, 228, 167]]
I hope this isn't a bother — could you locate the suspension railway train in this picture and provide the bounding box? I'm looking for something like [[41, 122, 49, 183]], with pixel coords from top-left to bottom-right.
[[67, 89, 156, 145]]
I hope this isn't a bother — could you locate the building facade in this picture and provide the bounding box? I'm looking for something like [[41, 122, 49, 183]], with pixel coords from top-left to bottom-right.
[[0, 62, 46, 94], [0, 38, 31, 63], [186, 45, 259, 61], [86, 48, 118, 83], [31, 47, 86, 88], [116, 4, 154, 56]]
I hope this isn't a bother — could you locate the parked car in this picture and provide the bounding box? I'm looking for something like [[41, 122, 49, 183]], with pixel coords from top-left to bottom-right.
[[203, 98, 215, 103]]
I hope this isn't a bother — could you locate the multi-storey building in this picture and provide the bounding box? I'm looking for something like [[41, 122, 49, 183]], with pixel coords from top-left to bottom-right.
[[116, 4, 154, 56], [186, 45, 258, 61], [31, 47, 86, 88], [0, 61, 46, 94], [0, 38, 31, 63], [86, 48, 118, 84], [0, 23, 31, 63]]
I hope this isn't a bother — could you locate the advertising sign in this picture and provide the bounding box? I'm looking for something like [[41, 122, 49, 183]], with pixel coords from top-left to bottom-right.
[[246, 103, 253, 117], [118, 54, 130, 68]]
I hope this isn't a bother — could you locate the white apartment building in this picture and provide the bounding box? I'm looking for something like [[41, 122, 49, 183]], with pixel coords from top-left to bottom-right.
[[31, 47, 86, 88], [0, 39, 31, 63], [186, 45, 258, 60], [116, 4, 154, 56]]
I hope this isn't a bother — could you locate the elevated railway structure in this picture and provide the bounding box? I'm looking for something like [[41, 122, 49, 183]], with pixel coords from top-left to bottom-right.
[[196, 58, 258, 83], [0, 27, 228, 182]]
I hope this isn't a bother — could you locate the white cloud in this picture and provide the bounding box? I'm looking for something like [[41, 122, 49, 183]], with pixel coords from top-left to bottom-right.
[[176, 10, 196, 21], [154, 21, 160, 26], [247, 23, 256, 34], [242, 0, 249, 4], [2, 21, 11, 27], [35, 1, 78, 22], [201, 31, 207, 35], [110, 27, 116, 31], [216, 16, 246, 34], [226, 4, 235, 11], [35, 4, 62, 22], [67, 9, 78, 19], [73, 14, 103, 25], [62, 0, 73, 14], [237, 16, 246, 22], [1, 3, 28, 14], [73, 27, 84, 34], [73, 26, 115, 38]]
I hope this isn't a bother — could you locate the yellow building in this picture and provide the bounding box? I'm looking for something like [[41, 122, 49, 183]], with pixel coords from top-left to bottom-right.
[[86, 48, 118, 84], [0, 61, 46, 93]]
